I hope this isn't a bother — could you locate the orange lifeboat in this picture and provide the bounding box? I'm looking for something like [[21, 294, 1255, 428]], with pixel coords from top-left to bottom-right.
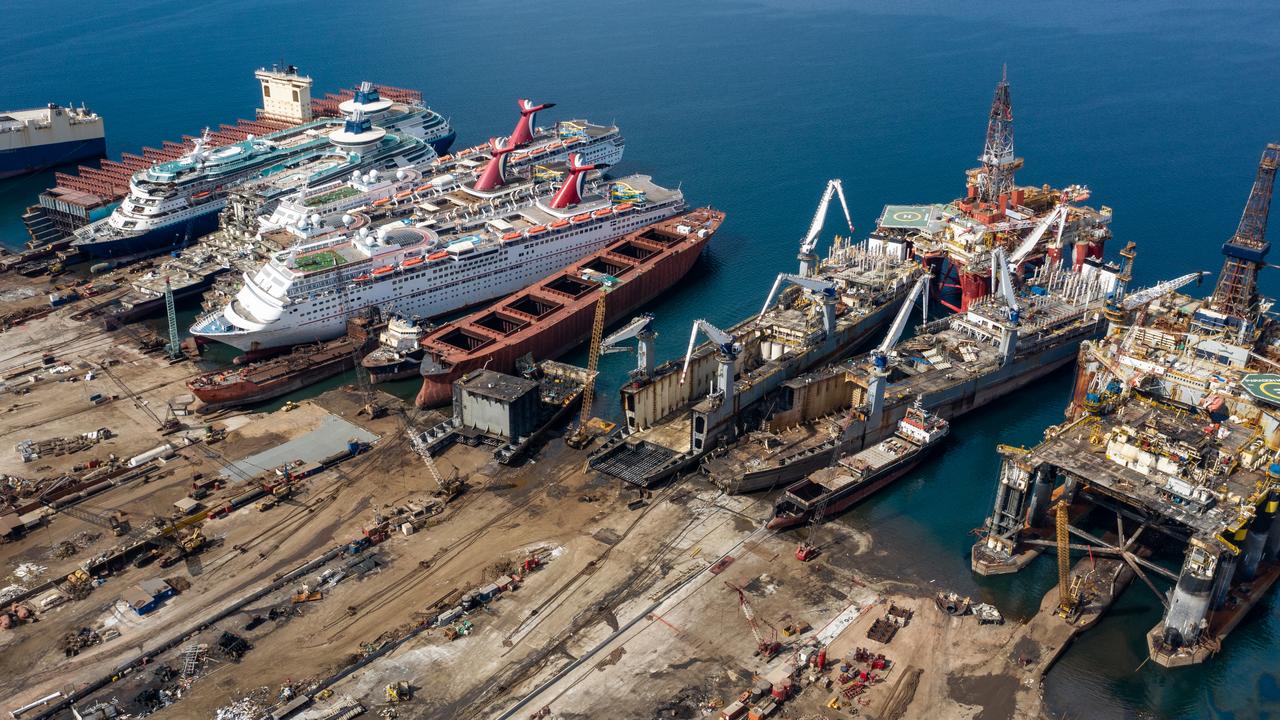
[[592, 208, 613, 218], [354, 274, 371, 282], [531, 146, 549, 156], [501, 231, 521, 241], [614, 202, 634, 212], [414, 183, 433, 193], [527, 225, 547, 235], [394, 190, 413, 200], [192, 190, 211, 199], [427, 250, 448, 260], [401, 256, 424, 269], [372, 197, 392, 207], [550, 219, 570, 229], [545, 141, 564, 150], [564, 136, 584, 145], [456, 148, 472, 157], [372, 265, 395, 276], [437, 154, 452, 163], [570, 213, 592, 224]]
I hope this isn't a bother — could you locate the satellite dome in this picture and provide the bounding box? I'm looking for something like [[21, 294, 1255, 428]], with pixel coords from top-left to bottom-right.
[[310, 213, 321, 226], [396, 170, 407, 181], [342, 214, 354, 226], [359, 227, 371, 238]]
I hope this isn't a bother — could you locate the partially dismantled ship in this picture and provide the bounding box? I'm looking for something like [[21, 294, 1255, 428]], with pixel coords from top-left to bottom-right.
[[414, 208, 725, 406]]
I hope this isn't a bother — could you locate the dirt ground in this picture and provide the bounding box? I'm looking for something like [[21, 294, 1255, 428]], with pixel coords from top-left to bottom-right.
[[0, 313, 1067, 720]]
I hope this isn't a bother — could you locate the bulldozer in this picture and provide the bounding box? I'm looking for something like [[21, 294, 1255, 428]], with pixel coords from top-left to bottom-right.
[[385, 680, 412, 703]]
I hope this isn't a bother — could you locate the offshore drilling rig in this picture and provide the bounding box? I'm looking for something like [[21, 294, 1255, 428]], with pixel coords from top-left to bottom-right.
[[972, 143, 1280, 667]]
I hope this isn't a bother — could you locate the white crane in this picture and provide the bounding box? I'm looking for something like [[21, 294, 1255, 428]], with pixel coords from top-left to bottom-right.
[[797, 179, 855, 277], [862, 275, 931, 434], [1007, 203, 1069, 268], [1120, 272, 1206, 311], [757, 273, 838, 336], [871, 275, 930, 368], [992, 246, 1020, 321], [680, 319, 738, 385], [600, 313, 658, 379]]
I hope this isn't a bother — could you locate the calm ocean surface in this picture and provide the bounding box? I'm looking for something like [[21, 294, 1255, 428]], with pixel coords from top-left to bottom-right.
[[3, 2, 1279, 716]]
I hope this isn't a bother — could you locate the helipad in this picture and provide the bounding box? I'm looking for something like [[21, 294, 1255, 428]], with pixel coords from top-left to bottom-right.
[[878, 204, 941, 230], [1241, 373, 1280, 406]]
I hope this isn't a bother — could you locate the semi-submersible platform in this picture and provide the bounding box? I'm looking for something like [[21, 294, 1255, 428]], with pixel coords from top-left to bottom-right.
[[973, 143, 1280, 667], [588, 71, 1117, 491]]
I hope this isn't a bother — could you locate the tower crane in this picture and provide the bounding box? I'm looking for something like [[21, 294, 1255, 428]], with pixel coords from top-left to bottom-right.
[[1055, 500, 1078, 616], [757, 273, 838, 337], [724, 581, 781, 659], [599, 313, 657, 381], [566, 272, 618, 448], [796, 179, 855, 277]]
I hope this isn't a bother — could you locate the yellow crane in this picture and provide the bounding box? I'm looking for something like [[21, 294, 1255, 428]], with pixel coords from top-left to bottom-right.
[[1056, 500, 1076, 615], [566, 288, 608, 448]]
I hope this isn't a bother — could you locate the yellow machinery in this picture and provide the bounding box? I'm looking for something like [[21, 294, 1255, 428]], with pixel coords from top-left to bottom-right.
[[1056, 500, 1076, 615], [385, 680, 411, 703], [566, 289, 608, 448]]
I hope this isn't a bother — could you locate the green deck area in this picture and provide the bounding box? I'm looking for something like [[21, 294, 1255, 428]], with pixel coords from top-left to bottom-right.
[[305, 186, 361, 207], [293, 249, 348, 272]]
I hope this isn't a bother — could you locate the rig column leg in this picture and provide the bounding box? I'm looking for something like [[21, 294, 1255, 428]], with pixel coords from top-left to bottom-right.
[[1241, 490, 1276, 580], [1158, 538, 1220, 650]]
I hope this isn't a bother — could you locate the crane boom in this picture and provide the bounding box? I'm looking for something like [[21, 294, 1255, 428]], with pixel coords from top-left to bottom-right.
[[993, 247, 1019, 314], [875, 275, 930, 355], [680, 319, 735, 384], [1120, 272, 1205, 311], [757, 273, 837, 322], [799, 179, 855, 256], [1008, 204, 1068, 266], [600, 313, 655, 353]]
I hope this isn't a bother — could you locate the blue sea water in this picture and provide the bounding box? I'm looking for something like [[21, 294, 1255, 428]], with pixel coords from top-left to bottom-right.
[[3, 1, 1280, 716]]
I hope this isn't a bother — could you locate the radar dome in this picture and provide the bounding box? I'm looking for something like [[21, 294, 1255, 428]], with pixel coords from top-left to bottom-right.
[[310, 214, 321, 226], [342, 214, 354, 226], [396, 170, 407, 181]]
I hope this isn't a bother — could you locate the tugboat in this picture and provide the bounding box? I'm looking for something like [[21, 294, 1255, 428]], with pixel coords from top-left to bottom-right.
[[767, 399, 949, 531], [361, 315, 428, 383]]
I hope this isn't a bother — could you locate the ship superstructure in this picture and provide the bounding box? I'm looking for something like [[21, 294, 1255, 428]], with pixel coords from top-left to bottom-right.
[[972, 143, 1280, 668], [190, 156, 684, 352], [362, 315, 429, 383], [587, 180, 925, 488], [0, 103, 105, 180]]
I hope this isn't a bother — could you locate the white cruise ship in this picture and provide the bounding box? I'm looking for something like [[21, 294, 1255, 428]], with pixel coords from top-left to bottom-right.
[[69, 74, 452, 260], [190, 158, 684, 353]]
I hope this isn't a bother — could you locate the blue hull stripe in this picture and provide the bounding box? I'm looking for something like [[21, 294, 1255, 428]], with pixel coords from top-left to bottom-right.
[[0, 137, 106, 179]]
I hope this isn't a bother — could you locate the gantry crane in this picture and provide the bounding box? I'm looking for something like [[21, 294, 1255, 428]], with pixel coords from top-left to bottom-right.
[[796, 179, 855, 277], [725, 581, 781, 659]]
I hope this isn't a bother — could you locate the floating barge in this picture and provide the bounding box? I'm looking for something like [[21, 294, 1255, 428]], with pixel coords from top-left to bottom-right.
[[414, 208, 724, 406]]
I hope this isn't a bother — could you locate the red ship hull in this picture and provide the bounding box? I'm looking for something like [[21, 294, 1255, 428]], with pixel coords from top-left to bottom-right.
[[415, 209, 724, 407]]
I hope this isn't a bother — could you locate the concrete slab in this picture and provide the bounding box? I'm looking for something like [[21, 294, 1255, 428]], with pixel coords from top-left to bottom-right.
[[219, 414, 379, 480]]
